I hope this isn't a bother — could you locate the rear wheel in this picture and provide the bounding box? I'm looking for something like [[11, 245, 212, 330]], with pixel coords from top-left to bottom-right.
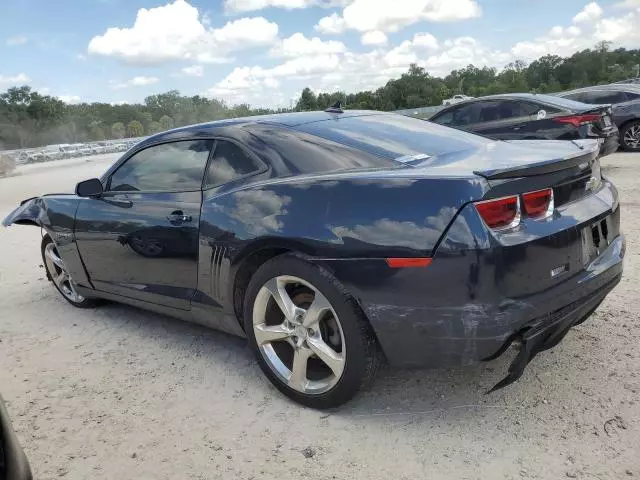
[[244, 255, 381, 408], [621, 120, 640, 151], [41, 235, 98, 308]]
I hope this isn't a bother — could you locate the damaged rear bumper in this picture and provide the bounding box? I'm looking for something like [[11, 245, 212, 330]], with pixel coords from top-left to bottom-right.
[[487, 273, 620, 392]]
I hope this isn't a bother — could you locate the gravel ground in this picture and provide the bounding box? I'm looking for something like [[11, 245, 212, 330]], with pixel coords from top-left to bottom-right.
[[0, 152, 638, 480]]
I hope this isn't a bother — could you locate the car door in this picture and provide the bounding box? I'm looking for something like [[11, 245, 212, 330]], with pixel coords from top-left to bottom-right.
[[74, 139, 213, 310], [472, 100, 538, 140]]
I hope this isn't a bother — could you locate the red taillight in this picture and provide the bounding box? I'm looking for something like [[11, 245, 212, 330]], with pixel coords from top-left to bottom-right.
[[474, 195, 520, 230], [553, 114, 600, 127], [385, 258, 432, 268], [522, 188, 554, 218]]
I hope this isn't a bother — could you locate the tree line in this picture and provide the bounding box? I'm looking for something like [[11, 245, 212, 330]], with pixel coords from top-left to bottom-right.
[[295, 43, 640, 110], [1, 42, 639, 150]]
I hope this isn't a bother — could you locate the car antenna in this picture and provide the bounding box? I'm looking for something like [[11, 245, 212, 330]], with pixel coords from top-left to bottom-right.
[[325, 101, 344, 113]]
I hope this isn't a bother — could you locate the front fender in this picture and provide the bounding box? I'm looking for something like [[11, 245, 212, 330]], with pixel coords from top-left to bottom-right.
[[2, 195, 93, 289], [2, 197, 42, 227]]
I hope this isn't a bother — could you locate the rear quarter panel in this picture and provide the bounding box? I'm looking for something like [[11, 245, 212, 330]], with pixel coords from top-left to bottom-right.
[[198, 174, 486, 312]]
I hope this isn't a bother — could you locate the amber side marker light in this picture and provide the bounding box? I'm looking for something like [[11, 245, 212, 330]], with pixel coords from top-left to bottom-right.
[[385, 258, 433, 268]]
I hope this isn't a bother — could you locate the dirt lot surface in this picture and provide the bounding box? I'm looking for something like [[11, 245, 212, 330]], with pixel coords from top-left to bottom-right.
[[0, 152, 638, 480]]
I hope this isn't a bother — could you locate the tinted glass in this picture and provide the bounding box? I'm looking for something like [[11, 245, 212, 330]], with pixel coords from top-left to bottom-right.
[[562, 92, 585, 102], [204, 140, 261, 187], [248, 125, 397, 174], [533, 94, 594, 110], [110, 140, 212, 192], [478, 101, 540, 121], [296, 113, 492, 160], [581, 90, 627, 104], [627, 91, 640, 100]]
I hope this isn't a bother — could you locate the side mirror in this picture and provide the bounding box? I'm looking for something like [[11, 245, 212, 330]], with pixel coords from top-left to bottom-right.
[[75, 178, 103, 197]]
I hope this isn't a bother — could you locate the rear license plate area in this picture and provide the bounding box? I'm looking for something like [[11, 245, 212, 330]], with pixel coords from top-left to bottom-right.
[[581, 215, 612, 265]]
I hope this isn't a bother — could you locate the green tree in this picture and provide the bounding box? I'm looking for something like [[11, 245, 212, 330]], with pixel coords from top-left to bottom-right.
[[89, 121, 105, 141], [148, 121, 162, 134], [159, 115, 174, 131], [111, 122, 125, 139], [296, 87, 318, 111], [127, 120, 144, 137]]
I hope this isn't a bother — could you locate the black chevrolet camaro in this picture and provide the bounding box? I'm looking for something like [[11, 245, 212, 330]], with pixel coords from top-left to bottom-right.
[[3, 110, 625, 408]]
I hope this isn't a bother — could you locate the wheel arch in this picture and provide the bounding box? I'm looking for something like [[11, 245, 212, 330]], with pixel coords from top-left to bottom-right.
[[619, 118, 640, 150], [231, 239, 312, 330]]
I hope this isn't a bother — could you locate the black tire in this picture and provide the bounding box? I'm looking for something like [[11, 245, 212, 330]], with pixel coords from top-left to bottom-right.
[[620, 120, 640, 152], [41, 235, 99, 309], [244, 254, 381, 409]]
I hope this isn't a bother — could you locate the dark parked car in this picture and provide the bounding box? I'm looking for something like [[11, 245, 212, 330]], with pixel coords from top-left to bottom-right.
[[0, 394, 32, 480], [3, 111, 625, 408], [430, 93, 619, 157], [556, 84, 640, 151]]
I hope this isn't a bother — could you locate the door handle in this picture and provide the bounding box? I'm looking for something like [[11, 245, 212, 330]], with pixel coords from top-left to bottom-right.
[[513, 123, 526, 130], [167, 211, 192, 225]]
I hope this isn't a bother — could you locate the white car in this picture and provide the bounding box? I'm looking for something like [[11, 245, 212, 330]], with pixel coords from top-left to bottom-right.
[[442, 94, 474, 106]]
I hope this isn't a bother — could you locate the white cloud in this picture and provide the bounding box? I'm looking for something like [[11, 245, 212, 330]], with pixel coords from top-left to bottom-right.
[[512, 3, 640, 61], [0, 73, 31, 88], [572, 2, 603, 23], [270, 32, 346, 57], [87, 0, 278, 65], [361, 30, 388, 46], [111, 76, 159, 89], [413, 32, 439, 50], [315, 12, 347, 34], [6, 35, 27, 46], [224, 0, 349, 12], [198, 1, 640, 109], [615, 0, 640, 8], [57, 95, 81, 104], [594, 11, 640, 44], [316, 0, 481, 35], [182, 65, 204, 76]]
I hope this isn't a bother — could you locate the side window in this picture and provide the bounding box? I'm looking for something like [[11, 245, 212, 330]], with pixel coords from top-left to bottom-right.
[[451, 103, 481, 125], [432, 109, 454, 125], [477, 101, 504, 122], [626, 92, 640, 101], [204, 140, 261, 188], [518, 102, 544, 116], [109, 140, 213, 192]]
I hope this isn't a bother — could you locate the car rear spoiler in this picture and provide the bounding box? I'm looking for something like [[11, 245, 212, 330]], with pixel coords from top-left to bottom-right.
[[473, 139, 599, 180]]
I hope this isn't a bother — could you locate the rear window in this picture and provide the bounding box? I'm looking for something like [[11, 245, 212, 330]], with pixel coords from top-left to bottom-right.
[[295, 113, 491, 159], [534, 94, 594, 110]]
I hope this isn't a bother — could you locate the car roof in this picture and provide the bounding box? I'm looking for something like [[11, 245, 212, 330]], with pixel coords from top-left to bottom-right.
[[557, 83, 640, 95], [141, 110, 386, 146], [433, 92, 589, 114]]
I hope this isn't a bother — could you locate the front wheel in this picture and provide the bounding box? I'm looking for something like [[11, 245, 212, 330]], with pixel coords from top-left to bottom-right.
[[41, 235, 98, 308], [244, 255, 381, 409], [621, 120, 640, 151]]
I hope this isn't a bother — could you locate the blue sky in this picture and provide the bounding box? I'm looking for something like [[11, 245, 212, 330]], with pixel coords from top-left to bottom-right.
[[1, 0, 638, 107]]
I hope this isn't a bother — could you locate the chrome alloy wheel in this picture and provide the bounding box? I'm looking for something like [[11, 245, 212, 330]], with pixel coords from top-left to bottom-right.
[[624, 124, 640, 149], [252, 275, 346, 395], [44, 242, 85, 303]]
